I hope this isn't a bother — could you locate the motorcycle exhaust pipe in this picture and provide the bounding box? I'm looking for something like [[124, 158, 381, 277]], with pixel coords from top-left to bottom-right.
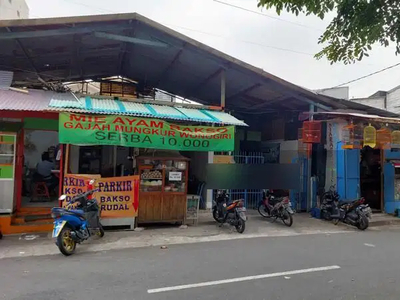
[[70, 231, 80, 241]]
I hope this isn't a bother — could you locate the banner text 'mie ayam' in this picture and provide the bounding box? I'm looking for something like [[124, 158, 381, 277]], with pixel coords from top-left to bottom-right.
[[63, 114, 232, 140]]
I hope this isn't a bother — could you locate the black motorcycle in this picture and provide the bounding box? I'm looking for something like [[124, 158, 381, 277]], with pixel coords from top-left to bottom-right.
[[333, 198, 370, 230], [212, 190, 247, 233], [321, 186, 371, 230], [320, 186, 341, 221]]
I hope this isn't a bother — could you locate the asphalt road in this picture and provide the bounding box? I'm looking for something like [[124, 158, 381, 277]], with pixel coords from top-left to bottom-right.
[[2, 229, 400, 300]]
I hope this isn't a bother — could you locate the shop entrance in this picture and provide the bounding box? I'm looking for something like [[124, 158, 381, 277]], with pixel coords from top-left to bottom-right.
[[360, 146, 382, 211], [22, 129, 61, 207]]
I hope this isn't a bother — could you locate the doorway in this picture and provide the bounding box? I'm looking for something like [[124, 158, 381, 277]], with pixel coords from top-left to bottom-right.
[[22, 129, 60, 207], [360, 146, 382, 211]]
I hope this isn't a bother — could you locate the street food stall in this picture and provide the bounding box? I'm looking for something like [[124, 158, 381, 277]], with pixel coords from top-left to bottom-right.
[[138, 154, 189, 224]]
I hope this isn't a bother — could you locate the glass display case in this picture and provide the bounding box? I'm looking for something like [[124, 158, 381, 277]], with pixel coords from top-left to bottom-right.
[[164, 160, 187, 193], [138, 158, 188, 194], [139, 159, 163, 192]]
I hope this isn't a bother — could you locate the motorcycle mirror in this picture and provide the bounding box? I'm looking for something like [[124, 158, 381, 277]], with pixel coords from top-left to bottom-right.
[[59, 195, 67, 201]]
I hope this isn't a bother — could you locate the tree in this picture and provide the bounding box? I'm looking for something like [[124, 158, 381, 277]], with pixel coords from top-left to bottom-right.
[[257, 0, 400, 64]]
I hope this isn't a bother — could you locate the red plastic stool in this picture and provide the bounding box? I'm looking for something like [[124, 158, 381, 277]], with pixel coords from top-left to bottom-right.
[[31, 182, 51, 202]]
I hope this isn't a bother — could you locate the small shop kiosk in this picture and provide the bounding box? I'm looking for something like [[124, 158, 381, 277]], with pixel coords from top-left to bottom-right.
[[137, 154, 189, 224]]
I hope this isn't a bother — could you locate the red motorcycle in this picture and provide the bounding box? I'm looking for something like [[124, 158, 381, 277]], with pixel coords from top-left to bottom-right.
[[258, 190, 294, 227]]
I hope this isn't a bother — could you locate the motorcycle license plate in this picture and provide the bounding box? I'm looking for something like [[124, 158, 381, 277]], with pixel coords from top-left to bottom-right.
[[237, 207, 246, 212], [52, 221, 66, 238]]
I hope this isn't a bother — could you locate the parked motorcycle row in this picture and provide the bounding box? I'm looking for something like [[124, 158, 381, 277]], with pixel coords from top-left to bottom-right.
[[51, 182, 370, 256], [212, 185, 373, 234], [320, 185, 372, 230], [212, 189, 295, 233]]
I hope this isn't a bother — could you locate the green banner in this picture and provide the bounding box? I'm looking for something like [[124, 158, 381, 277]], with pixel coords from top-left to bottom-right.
[[59, 113, 235, 151]]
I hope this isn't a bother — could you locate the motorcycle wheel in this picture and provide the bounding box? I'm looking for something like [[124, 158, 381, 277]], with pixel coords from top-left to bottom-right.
[[321, 210, 332, 221], [57, 226, 76, 256], [212, 209, 222, 223], [258, 203, 271, 218], [282, 209, 293, 227], [235, 219, 245, 233], [97, 224, 105, 238], [356, 215, 369, 231]]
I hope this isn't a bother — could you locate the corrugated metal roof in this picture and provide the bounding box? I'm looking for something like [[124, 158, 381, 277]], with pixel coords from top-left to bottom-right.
[[49, 96, 247, 126], [175, 107, 215, 122], [205, 110, 248, 125], [0, 89, 74, 111], [0, 71, 12, 89], [123, 101, 153, 116], [0, 88, 246, 125]]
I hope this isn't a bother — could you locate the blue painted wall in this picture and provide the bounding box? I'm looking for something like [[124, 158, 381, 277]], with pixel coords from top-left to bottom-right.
[[383, 150, 400, 214], [337, 142, 360, 200]]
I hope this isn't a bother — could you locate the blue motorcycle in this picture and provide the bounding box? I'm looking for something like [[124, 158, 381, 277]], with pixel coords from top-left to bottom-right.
[[51, 181, 104, 256]]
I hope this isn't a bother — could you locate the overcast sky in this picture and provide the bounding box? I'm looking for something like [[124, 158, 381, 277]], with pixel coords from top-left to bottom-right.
[[26, 0, 400, 99]]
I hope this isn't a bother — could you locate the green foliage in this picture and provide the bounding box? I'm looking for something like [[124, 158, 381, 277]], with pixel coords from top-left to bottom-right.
[[257, 0, 400, 64]]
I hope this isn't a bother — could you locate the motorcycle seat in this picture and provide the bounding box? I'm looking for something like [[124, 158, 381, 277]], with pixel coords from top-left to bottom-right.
[[269, 197, 285, 206], [51, 207, 85, 219]]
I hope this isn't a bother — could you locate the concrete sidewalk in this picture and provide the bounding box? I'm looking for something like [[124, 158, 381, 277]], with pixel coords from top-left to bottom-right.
[[0, 212, 370, 260]]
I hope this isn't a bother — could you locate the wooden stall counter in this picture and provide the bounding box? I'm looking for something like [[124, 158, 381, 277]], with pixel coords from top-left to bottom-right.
[[137, 156, 189, 224]]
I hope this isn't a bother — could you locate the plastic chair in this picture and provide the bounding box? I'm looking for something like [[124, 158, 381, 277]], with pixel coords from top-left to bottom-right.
[[31, 182, 51, 202]]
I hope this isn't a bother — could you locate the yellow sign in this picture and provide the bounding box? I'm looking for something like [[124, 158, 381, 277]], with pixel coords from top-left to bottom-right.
[[213, 155, 235, 164], [63, 174, 139, 218]]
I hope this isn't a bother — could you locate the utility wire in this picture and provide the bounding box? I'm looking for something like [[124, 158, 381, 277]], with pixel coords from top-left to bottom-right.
[[56, 0, 315, 56], [332, 62, 400, 88], [213, 0, 323, 32]]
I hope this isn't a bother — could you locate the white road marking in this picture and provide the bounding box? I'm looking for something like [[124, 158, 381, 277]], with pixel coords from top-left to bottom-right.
[[147, 265, 341, 294], [364, 243, 376, 247]]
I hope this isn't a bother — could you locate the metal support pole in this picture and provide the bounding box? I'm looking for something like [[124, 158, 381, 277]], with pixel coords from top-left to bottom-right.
[[206, 151, 214, 209], [220, 70, 226, 108], [309, 104, 315, 121], [307, 104, 314, 211]]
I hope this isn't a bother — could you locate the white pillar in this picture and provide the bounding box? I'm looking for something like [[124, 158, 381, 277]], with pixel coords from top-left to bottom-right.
[[220, 70, 226, 108], [206, 151, 214, 209]]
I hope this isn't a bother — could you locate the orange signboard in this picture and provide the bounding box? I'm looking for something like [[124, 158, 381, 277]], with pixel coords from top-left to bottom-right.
[[62, 174, 139, 218]]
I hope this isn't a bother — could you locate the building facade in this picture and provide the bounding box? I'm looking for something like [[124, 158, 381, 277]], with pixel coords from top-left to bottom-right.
[[0, 0, 29, 20]]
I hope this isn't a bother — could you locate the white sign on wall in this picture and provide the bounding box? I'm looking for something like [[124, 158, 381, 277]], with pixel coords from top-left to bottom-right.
[[169, 171, 182, 181]]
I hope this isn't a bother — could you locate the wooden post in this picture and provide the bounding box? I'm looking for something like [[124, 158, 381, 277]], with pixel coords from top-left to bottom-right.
[[64, 144, 70, 175]]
